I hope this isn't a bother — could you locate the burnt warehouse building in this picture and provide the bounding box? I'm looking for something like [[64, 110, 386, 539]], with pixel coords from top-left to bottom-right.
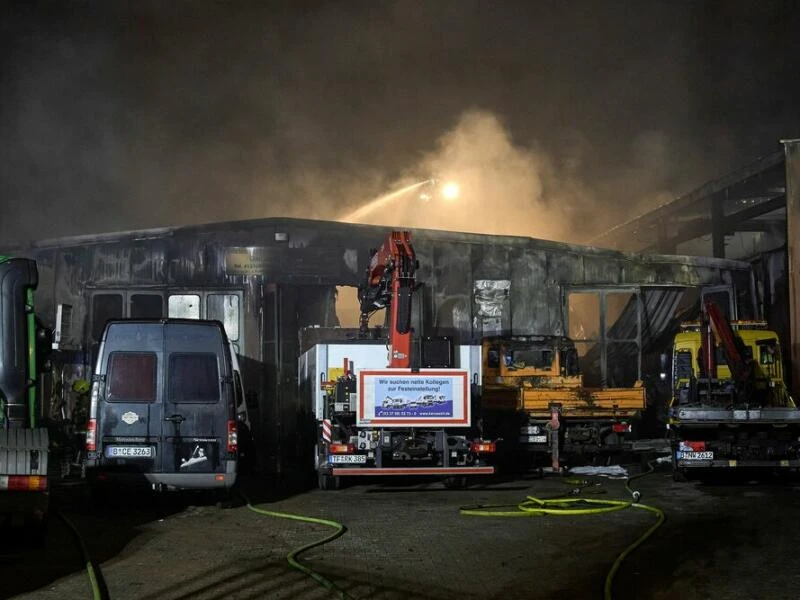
[[4, 217, 762, 473]]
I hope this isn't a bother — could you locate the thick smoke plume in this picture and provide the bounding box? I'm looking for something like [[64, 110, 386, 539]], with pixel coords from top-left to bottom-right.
[[1, 2, 798, 248], [343, 109, 678, 243]]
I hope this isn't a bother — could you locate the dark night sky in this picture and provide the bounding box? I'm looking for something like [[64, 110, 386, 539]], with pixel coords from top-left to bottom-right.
[[1, 1, 799, 244]]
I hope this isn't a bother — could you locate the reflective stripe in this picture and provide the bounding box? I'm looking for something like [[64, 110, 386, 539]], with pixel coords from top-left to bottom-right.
[[322, 419, 332, 443], [332, 466, 495, 476]]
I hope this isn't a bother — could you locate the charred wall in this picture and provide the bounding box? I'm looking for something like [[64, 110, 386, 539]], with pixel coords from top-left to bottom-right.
[[3, 217, 758, 472]]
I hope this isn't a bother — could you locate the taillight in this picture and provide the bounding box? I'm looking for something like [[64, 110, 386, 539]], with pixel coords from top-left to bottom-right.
[[89, 380, 101, 416], [0, 475, 47, 491], [85, 419, 97, 452], [612, 422, 632, 434], [471, 441, 496, 453], [329, 443, 355, 454], [227, 420, 238, 453]]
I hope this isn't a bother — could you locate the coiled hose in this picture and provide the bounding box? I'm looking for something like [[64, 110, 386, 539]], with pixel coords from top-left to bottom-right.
[[460, 460, 666, 600], [242, 492, 354, 600]]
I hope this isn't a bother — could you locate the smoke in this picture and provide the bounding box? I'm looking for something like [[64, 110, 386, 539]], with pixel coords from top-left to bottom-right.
[[1, 2, 797, 247], [343, 109, 680, 244]]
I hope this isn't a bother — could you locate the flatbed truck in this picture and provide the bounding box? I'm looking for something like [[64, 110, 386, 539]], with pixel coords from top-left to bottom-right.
[[669, 298, 800, 479]]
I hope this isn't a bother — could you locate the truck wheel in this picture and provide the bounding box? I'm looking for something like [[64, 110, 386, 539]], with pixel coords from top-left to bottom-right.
[[318, 472, 341, 491], [672, 468, 688, 483], [24, 514, 48, 547], [443, 476, 467, 490]]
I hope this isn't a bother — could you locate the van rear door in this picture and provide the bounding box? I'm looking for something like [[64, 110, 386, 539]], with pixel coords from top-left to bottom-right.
[[99, 323, 163, 470], [161, 322, 232, 476]]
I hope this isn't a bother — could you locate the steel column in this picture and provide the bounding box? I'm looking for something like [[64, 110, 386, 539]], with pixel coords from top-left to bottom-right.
[[783, 140, 800, 396], [711, 192, 726, 258]]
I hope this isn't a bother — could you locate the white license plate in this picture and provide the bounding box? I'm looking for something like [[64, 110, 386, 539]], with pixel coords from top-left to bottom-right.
[[519, 435, 547, 444], [106, 446, 153, 458], [680, 451, 713, 460], [328, 454, 367, 464]]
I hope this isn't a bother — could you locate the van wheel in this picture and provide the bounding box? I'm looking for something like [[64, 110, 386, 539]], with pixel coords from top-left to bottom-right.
[[214, 488, 235, 509], [89, 483, 112, 509], [318, 472, 340, 491]]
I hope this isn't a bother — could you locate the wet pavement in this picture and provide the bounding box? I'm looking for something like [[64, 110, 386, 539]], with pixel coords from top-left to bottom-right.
[[3, 468, 800, 600]]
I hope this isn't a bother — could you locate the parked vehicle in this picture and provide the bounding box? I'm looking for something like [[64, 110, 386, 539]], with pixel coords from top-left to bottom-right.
[[85, 319, 249, 494], [0, 257, 49, 531], [300, 231, 496, 490], [480, 335, 646, 472], [669, 299, 800, 479]]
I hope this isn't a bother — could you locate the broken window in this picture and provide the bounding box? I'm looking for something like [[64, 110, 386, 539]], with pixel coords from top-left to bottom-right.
[[606, 292, 635, 339], [130, 294, 164, 319], [568, 289, 642, 387], [168, 294, 200, 319], [568, 293, 599, 341], [92, 293, 124, 341], [207, 294, 240, 342], [335, 286, 383, 328]]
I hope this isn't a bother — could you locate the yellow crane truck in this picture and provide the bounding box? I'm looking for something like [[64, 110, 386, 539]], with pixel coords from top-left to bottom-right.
[[481, 336, 646, 472], [669, 298, 800, 480]]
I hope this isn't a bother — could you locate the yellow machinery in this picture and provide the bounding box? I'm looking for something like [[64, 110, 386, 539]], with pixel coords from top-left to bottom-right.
[[668, 303, 800, 479], [481, 336, 646, 471]]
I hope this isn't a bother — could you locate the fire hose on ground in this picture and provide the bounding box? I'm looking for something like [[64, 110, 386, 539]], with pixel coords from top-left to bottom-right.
[[241, 458, 668, 600], [459, 458, 668, 600], [57, 507, 110, 600], [241, 492, 355, 600]]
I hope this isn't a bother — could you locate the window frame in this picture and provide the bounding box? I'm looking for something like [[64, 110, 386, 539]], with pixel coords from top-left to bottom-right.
[[168, 352, 221, 404]]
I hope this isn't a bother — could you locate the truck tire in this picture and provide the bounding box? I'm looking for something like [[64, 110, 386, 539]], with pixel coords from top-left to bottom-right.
[[672, 467, 689, 483], [318, 472, 341, 491], [443, 476, 467, 490]]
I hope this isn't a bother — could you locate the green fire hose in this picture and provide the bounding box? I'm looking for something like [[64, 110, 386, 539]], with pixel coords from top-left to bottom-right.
[[460, 460, 666, 600], [243, 493, 354, 600]]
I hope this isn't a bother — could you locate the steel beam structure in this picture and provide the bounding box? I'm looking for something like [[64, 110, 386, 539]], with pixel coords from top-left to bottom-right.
[[783, 140, 800, 396]]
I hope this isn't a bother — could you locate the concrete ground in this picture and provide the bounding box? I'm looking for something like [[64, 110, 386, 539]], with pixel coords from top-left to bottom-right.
[[3, 468, 800, 600]]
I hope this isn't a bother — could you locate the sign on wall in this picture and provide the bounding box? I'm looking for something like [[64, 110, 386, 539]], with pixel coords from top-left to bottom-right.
[[224, 247, 269, 275], [357, 369, 470, 427]]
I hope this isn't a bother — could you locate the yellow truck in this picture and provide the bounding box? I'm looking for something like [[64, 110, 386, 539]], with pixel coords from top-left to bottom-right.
[[669, 299, 800, 480], [481, 336, 646, 471]]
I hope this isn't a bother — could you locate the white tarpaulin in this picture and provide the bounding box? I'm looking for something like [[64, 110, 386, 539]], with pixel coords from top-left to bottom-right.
[[568, 465, 629, 479]]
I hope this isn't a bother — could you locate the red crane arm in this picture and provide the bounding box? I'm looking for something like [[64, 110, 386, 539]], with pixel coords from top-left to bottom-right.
[[703, 297, 753, 383], [358, 231, 416, 368]]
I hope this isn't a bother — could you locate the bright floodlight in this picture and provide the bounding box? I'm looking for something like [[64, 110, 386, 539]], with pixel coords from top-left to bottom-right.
[[441, 182, 460, 200]]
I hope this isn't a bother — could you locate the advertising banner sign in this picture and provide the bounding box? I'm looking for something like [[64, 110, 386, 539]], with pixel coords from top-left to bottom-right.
[[357, 369, 470, 427]]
